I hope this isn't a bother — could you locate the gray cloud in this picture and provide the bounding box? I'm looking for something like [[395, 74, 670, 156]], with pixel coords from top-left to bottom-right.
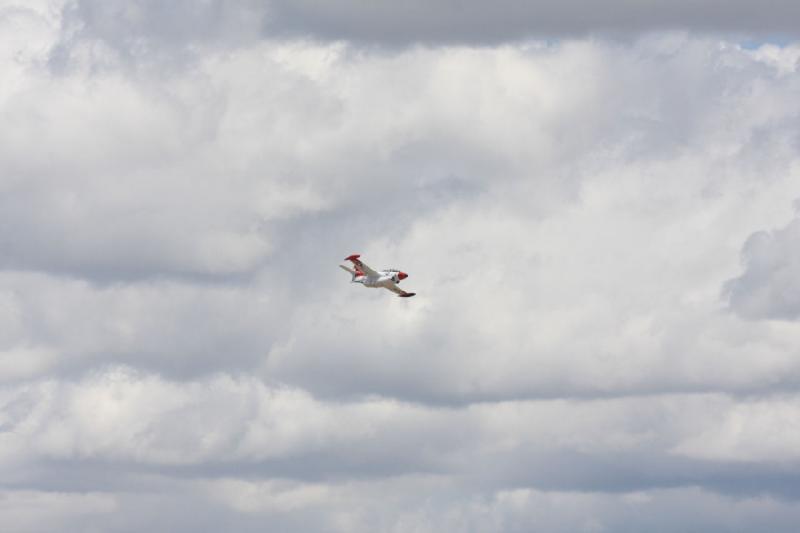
[[264, 0, 800, 44], [6, 482, 800, 533], [55, 0, 800, 53], [726, 214, 800, 319]]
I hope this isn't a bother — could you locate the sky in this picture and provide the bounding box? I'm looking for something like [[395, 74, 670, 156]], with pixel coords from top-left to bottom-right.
[[1, 1, 800, 531]]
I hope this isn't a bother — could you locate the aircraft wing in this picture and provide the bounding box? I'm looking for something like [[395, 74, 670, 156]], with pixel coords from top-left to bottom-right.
[[344, 254, 379, 277], [385, 283, 416, 298]]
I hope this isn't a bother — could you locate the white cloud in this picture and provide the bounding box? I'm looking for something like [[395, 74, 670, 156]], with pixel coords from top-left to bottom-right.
[[3, 3, 800, 531], [4, 368, 800, 530], [674, 396, 800, 462]]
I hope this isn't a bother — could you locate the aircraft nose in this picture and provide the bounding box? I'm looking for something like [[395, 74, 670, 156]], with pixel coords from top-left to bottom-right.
[[398, 272, 408, 280]]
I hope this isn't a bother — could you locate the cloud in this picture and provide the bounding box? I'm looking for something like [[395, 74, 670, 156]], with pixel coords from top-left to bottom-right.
[[0, 272, 292, 382], [7, 482, 800, 533], [4, 3, 800, 532], [4, 370, 800, 489], [673, 395, 800, 462], [725, 214, 800, 319], [5, 370, 800, 532], [264, 0, 800, 45], [53, 0, 800, 52]]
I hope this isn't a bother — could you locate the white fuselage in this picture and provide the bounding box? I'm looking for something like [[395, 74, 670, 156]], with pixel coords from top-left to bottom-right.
[[356, 271, 401, 289]]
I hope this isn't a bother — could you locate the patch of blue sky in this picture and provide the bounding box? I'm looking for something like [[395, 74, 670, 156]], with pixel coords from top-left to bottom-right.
[[740, 34, 797, 49]]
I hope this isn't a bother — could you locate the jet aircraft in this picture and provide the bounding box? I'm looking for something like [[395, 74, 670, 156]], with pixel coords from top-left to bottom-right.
[[339, 254, 416, 297]]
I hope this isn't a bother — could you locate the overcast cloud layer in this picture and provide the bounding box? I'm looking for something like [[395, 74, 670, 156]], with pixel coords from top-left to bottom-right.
[[57, 0, 800, 48], [2, 1, 800, 532]]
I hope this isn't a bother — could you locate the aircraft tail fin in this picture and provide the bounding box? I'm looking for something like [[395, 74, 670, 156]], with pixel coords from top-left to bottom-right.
[[339, 264, 359, 281]]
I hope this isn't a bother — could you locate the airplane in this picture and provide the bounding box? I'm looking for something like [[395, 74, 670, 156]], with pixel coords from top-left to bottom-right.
[[339, 254, 416, 297]]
